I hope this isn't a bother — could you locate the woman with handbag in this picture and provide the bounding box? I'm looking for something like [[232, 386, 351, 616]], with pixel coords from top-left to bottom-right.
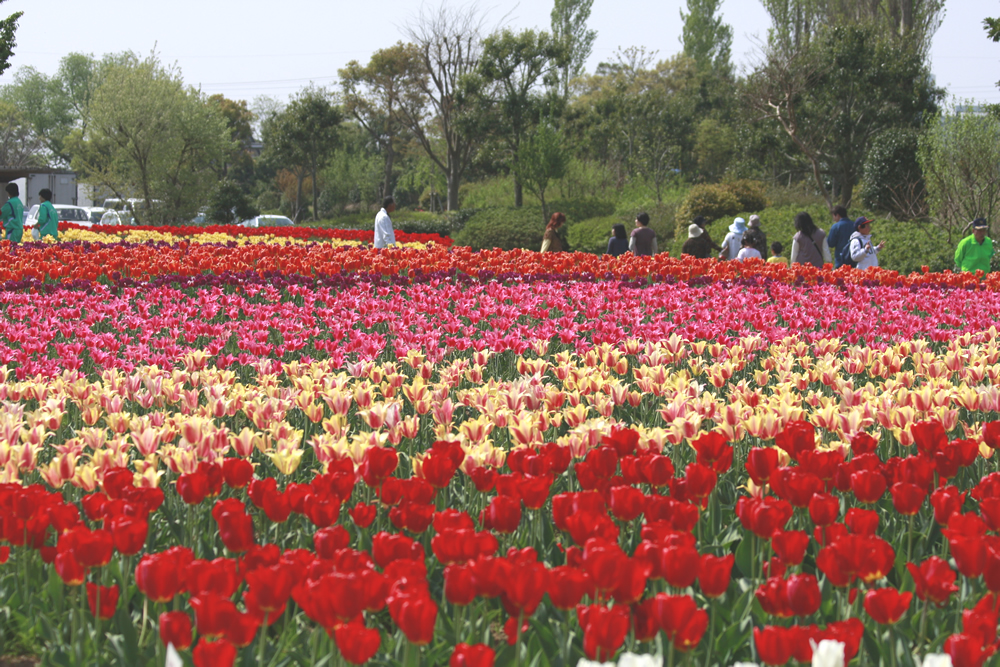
[[789, 211, 831, 268]]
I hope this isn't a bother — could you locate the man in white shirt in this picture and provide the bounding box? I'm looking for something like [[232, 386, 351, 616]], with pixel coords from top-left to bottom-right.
[[373, 196, 396, 249]]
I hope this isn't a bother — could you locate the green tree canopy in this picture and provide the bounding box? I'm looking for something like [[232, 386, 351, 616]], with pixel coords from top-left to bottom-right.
[[550, 0, 597, 99], [69, 52, 233, 223], [681, 0, 733, 75]]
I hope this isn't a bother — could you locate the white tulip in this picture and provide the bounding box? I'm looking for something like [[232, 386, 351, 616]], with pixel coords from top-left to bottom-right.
[[921, 655, 953, 667], [810, 639, 845, 667], [576, 660, 614, 667], [617, 654, 664, 667]]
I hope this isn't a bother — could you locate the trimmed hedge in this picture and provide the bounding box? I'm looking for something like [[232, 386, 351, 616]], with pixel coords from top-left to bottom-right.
[[452, 207, 564, 251]]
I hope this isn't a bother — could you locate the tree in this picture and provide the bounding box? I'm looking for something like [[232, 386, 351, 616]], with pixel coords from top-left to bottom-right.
[[207, 94, 255, 181], [760, 0, 944, 56], [918, 106, 1000, 243], [274, 87, 340, 221], [694, 118, 735, 182], [400, 4, 487, 211], [744, 25, 941, 208], [473, 28, 567, 206], [206, 179, 258, 225], [681, 0, 733, 75], [69, 52, 233, 223], [0, 100, 44, 167], [0, 0, 21, 80], [550, 0, 597, 99], [339, 42, 423, 200], [518, 121, 569, 223]]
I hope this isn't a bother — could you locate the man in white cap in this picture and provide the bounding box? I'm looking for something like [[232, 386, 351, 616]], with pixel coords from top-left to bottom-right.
[[719, 217, 746, 260]]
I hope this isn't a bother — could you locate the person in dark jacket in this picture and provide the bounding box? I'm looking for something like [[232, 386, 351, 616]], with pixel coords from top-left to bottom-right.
[[681, 223, 713, 258], [692, 216, 721, 254], [629, 212, 657, 256], [606, 223, 629, 256], [827, 205, 854, 268]]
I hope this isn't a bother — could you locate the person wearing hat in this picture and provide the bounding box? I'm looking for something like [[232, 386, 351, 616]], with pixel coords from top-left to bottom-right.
[[1, 183, 23, 242], [681, 223, 713, 259], [955, 218, 994, 274], [848, 216, 883, 270], [719, 217, 746, 260], [745, 214, 768, 255]]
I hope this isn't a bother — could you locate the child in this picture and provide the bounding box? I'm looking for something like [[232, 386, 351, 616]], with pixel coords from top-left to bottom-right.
[[768, 241, 788, 265], [736, 234, 761, 261]]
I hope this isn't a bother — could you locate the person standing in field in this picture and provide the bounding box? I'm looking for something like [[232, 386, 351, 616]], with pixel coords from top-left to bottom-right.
[[681, 223, 713, 259], [827, 205, 855, 268], [373, 196, 396, 249], [790, 211, 831, 268], [606, 223, 629, 256], [745, 214, 768, 255], [541, 212, 566, 252], [2, 183, 23, 242], [692, 216, 721, 255], [848, 216, 884, 270], [719, 217, 745, 260], [629, 212, 657, 256], [955, 218, 994, 274], [36, 188, 59, 241]]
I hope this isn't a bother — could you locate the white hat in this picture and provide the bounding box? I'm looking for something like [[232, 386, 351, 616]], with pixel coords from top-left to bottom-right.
[[748, 214, 761, 227], [688, 224, 703, 238]]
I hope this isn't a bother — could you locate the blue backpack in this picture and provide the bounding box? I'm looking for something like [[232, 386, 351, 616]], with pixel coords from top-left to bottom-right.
[[836, 239, 857, 268]]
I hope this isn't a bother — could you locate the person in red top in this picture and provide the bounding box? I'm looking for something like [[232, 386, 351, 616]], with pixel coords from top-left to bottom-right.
[[629, 212, 657, 256]]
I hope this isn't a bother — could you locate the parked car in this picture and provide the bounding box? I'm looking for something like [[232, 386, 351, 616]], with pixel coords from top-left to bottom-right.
[[238, 215, 295, 228], [85, 207, 106, 225], [25, 204, 93, 228]]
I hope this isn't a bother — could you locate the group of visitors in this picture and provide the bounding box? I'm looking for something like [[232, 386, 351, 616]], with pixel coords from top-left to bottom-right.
[[371, 196, 994, 275], [1, 184, 58, 242]]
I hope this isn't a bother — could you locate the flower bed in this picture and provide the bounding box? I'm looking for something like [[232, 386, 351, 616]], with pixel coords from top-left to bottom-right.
[[0, 241, 998, 666]]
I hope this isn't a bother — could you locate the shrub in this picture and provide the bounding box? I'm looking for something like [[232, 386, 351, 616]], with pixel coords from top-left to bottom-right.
[[452, 207, 564, 251], [566, 216, 622, 254], [722, 179, 769, 213], [676, 184, 741, 226]]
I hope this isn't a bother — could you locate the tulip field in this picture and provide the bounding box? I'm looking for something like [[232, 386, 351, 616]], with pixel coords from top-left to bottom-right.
[[4, 227, 1000, 667]]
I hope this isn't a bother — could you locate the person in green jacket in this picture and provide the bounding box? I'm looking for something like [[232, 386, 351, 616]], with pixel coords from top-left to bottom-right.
[[955, 218, 993, 274], [1, 183, 23, 242], [36, 188, 58, 241]]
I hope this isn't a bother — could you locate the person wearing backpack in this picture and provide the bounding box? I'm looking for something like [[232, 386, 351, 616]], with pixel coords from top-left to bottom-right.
[[848, 217, 884, 270], [1, 183, 23, 242], [827, 205, 855, 268]]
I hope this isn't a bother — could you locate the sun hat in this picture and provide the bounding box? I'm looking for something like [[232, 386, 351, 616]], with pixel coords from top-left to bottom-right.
[[748, 214, 761, 227], [688, 224, 703, 239], [729, 217, 746, 234]]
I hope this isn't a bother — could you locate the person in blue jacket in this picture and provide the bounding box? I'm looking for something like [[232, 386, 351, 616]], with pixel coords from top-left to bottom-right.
[[826, 205, 854, 267]]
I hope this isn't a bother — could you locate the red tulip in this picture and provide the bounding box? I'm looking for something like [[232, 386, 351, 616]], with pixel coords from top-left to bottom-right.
[[771, 530, 810, 565], [850, 470, 887, 503], [691, 431, 733, 473], [313, 525, 351, 559], [177, 470, 209, 505], [611, 557, 652, 605], [109, 515, 148, 555], [754, 626, 793, 665], [335, 619, 382, 665], [190, 593, 238, 638], [217, 510, 255, 553], [388, 592, 437, 645], [674, 608, 709, 651], [348, 502, 378, 528], [608, 486, 645, 522], [547, 565, 593, 609], [421, 450, 460, 488], [54, 551, 86, 586], [651, 593, 697, 639], [949, 535, 987, 578], [930, 486, 964, 525], [136, 552, 186, 602], [372, 532, 424, 568], [193, 638, 237, 667], [186, 558, 240, 598], [864, 588, 911, 624], [444, 564, 478, 606], [450, 643, 495, 667], [660, 543, 700, 589], [502, 561, 548, 617], [225, 611, 260, 648], [808, 493, 840, 526], [72, 528, 114, 568], [697, 553, 733, 598], [159, 611, 193, 649], [578, 604, 630, 661], [774, 420, 816, 461], [890, 482, 926, 515], [102, 467, 134, 499], [745, 447, 779, 485], [481, 495, 521, 534], [359, 447, 398, 487], [244, 563, 296, 616], [222, 458, 253, 488], [908, 556, 959, 604], [845, 508, 879, 535], [944, 633, 994, 667], [86, 583, 119, 619]]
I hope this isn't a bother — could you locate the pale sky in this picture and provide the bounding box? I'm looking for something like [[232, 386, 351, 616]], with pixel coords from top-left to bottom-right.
[[6, 0, 1000, 104]]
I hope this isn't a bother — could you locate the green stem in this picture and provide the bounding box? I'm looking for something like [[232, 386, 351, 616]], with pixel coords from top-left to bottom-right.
[[916, 597, 929, 652], [703, 602, 716, 667], [515, 611, 524, 667], [257, 613, 269, 665]]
